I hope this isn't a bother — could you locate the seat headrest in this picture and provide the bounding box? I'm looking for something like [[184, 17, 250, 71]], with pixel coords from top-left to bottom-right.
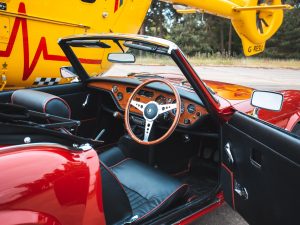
[[11, 89, 71, 118]]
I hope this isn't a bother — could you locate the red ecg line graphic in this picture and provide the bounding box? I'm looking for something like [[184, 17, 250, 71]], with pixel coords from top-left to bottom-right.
[[0, 2, 101, 81]]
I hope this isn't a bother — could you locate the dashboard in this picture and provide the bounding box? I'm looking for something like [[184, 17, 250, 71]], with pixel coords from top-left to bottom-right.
[[88, 78, 208, 127]]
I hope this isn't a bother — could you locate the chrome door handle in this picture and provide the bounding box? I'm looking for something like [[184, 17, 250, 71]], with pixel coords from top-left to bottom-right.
[[224, 143, 234, 164], [234, 180, 248, 200], [82, 94, 90, 108]]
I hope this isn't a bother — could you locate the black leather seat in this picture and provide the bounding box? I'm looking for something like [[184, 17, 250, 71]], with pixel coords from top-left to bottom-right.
[[99, 146, 188, 225]]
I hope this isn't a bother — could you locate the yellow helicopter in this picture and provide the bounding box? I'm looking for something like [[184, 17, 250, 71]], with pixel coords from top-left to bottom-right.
[[0, 0, 152, 91], [165, 0, 292, 56], [0, 0, 292, 91]]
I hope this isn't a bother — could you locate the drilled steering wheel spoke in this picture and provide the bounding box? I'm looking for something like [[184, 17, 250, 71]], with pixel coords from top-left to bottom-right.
[[158, 103, 177, 114], [131, 100, 145, 112], [125, 78, 181, 145], [143, 120, 153, 142]]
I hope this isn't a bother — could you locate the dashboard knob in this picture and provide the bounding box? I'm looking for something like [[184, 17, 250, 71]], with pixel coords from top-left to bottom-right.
[[112, 85, 118, 93], [113, 111, 123, 119]]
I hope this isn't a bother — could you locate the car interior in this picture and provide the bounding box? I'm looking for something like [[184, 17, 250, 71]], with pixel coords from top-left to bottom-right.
[[0, 36, 223, 225], [0, 75, 221, 224], [1, 31, 300, 225]]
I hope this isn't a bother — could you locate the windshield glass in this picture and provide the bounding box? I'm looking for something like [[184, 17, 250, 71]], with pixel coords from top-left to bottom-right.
[[68, 36, 300, 139], [69, 39, 184, 80]]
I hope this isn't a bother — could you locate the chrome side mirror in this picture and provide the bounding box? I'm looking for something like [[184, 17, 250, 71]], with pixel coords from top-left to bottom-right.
[[60, 66, 78, 79], [251, 90, 283, 111]]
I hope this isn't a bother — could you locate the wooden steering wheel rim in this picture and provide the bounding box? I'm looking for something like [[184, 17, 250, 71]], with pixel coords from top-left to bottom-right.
[[124, 78, 181, 145]]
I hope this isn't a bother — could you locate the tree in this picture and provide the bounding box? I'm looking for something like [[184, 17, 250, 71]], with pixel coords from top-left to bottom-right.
[[263, 1, 300, 58], [142, 0, 178, 37], [168, 14, 216, 56], [142, 0, 300, 59]]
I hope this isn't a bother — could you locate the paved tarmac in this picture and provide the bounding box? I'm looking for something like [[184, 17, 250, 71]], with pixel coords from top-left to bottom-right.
[[105, 65, 300, 91], [192, 203, 248, 225]]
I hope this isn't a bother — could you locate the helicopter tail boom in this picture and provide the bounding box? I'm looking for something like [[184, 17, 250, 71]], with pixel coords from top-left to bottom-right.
[[163, 0, 292, 56]]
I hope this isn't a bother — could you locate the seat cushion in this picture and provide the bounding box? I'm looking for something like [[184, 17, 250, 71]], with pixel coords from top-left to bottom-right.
[[100, 147, 188, 223]]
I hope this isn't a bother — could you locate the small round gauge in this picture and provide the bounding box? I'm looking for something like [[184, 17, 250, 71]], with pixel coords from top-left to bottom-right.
[[155, 95, 167, 105], [117, 92, 123, 101], [187, 104, 196, 114], [171, 99, 184, 115]]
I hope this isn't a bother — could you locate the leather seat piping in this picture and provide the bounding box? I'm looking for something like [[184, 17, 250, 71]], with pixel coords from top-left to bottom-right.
[[43, 97, 71, 119], [134, 183, 188, 222], [100, 161, 128, 195], [101, 157, 189, 223], [11, 92, 71, 119], [109, 158, 131, 169]]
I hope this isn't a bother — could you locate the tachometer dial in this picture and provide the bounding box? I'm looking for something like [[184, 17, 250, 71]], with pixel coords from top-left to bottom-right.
[[155, 95, 170, 121], [155, 95, 167, 105]]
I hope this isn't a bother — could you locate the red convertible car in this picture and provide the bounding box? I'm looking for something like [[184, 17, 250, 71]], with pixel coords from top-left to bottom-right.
[[0, 34, 299, 225]]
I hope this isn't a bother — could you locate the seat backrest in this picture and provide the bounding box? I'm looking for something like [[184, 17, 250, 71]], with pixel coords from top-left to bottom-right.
[[100, 161, 133, 225]]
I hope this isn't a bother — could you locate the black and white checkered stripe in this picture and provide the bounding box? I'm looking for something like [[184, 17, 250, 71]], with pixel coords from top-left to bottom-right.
[[33, 77, 61, 86]]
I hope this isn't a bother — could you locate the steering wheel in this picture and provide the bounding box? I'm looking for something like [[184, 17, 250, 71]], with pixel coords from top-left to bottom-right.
[[125, 79, 181, 145]]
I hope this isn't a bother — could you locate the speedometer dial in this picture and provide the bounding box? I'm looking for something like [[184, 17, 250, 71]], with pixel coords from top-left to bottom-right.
[[171, 99, 184, 115], [187, 104, 196, 114]]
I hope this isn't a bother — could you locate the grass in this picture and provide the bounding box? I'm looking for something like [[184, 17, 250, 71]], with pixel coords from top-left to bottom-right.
[[136, 56, 300, 69]]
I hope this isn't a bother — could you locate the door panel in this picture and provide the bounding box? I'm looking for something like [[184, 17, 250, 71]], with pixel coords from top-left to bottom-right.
[[34, 83, 95, 121], [221, 112, 300, 225], [0, 83, 124, 141], [0, 83, 100, 138]]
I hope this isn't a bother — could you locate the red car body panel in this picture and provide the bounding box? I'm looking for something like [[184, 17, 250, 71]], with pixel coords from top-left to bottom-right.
[[0, 144, 106, 225], [258, 90, 300, 131]]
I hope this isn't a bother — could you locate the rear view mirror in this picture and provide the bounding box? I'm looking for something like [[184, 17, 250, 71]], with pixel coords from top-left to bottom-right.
[[107, 53, 135, 63], [251, 91, 283, 111], [173, 5, 197, 14], [60, 66, 78, 79]]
